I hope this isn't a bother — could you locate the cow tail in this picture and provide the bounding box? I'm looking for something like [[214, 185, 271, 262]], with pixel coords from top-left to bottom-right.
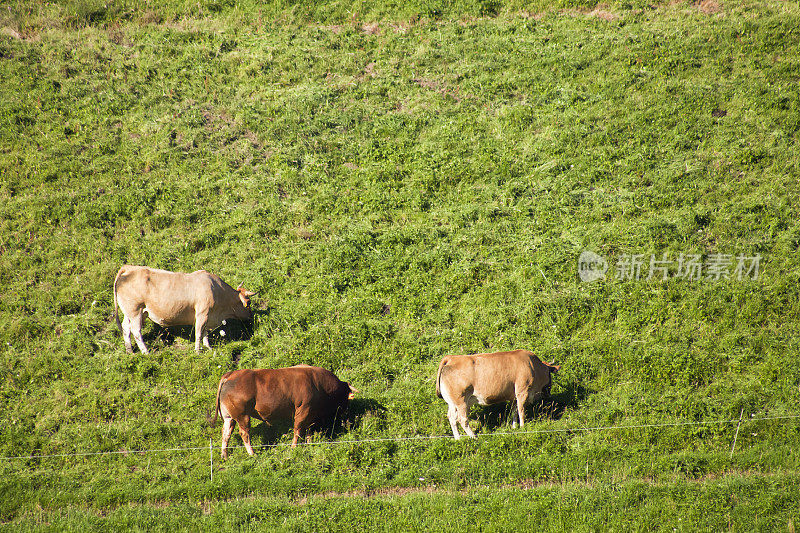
[[435, 357, 449, 398], [112, 268, 123, 337], [211, 376, 227, 428]]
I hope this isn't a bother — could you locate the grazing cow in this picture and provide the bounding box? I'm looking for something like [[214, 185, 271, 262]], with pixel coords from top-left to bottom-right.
[[113, 265, 255, 354], [212, 365, 358, 459], [436, 350, 560, 439]]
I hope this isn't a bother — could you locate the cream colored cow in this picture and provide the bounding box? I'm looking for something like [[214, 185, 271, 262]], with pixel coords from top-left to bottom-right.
[[436, 350, 560, 439], [113, 265, 255, 353]]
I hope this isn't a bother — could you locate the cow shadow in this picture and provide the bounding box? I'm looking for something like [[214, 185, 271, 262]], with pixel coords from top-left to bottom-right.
[[209, 397, 387, 449], [337, 398, 387, 437], [248, 418, 294, 447], [472, 403, 512, 432], [145, 318, 255, 350], [473, 381, 592, 432], [310, 398, 387, 442], [207, 415, 300, 449], [548, 381, 592, 420]]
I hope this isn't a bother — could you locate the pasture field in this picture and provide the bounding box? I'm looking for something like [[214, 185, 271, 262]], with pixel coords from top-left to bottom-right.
[[1, 0, 799, 529]]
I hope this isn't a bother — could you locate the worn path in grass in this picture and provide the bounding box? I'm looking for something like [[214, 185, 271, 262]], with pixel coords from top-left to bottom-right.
[[6, 471, 800, 531]]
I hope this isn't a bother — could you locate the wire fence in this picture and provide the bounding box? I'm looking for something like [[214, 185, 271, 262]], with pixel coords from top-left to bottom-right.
[[3, 413, 798, 462]]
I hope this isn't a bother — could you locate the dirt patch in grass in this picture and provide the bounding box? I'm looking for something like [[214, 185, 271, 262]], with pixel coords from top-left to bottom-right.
[[413, 77, 473, 102], [362, 22, 381, 35], [590, 7, 620, 21], [1, 27, 22, 39], [695, 0, 721, 14], [518, 11, 546, 20], [563, 4, 620, 21], [322, 24, 345, 34]]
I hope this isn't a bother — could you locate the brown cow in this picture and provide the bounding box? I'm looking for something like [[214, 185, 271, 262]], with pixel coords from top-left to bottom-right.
[[436, 350, 560, 439], [212, 365, 358, 458], [113, 265, 255, 354]]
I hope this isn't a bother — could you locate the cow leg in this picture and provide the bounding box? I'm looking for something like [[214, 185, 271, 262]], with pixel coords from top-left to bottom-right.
[[194, 313, 208, 352], [509, 398, 523, 428], [514, 391, 528, 429], [220, 416, 236, 459], [456, 403, 475, 439], [292, 406, 312, 448], [290, 423, 306, 447], [447, 403, 461, 439], [130, 311, 149, 354], [237, 415, 255, 456], [119, 314, 133, 353]]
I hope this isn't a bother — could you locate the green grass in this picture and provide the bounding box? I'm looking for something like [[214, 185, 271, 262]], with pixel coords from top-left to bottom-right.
[[6, 473, 800, 532], [1, 0, 799, 528]]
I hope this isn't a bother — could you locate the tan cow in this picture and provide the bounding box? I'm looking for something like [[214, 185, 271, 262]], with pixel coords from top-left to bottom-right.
[[436, 349, 560, 439], [113, 265, 255, 354], [211, 365, 358, 458]]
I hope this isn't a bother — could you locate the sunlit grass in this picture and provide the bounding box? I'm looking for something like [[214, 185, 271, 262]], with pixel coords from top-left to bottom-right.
[[0, 0, 799, 528]]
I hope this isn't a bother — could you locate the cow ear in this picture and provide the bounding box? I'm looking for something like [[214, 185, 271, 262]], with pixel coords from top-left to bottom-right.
[[550, 364, 561, 374], [348, 385, 359, 400], [237, 291, 251, 307], [243, 290, 257, 297]]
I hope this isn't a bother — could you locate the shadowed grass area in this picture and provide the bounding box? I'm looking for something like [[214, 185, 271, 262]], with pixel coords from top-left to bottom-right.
[[0, 0, 799, 528]]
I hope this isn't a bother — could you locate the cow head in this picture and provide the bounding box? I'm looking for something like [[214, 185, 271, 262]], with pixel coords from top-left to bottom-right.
[[543, 360, 560, 399], [235, 284, 257, 319]]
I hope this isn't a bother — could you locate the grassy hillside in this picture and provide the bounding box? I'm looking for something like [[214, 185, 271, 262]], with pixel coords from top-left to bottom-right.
[[1, 0, 799, 529]]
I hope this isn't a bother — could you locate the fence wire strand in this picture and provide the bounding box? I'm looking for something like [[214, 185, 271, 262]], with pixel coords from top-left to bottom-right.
[[2, 413, 798, 461]]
